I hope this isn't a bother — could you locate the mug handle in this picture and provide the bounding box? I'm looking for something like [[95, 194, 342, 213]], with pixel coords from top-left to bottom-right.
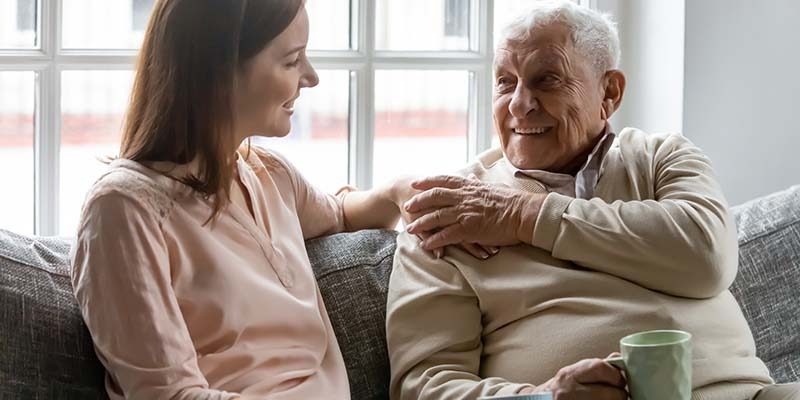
[[605, 355, 625, 370]]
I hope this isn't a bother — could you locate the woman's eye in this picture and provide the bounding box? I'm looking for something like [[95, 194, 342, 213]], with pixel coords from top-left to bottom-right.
[[286, 59, 300, 68]]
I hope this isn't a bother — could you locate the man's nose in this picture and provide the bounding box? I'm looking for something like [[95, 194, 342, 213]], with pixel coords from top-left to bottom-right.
[[508, 83, 538, 119]]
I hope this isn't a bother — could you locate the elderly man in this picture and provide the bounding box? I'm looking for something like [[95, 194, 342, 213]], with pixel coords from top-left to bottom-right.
[[386, 2, 799, 400]]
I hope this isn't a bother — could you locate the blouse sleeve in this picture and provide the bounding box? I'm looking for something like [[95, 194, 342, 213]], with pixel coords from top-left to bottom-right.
[[255, 148, 347, 239], [70, 191, 239, 400]]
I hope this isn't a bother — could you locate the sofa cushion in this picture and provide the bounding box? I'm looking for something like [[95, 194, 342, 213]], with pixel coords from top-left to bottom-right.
[[730, 185, 800, 384], [306, 229, 397, 400], [0, 229, 106, 399], [0, 228, 397, 400]]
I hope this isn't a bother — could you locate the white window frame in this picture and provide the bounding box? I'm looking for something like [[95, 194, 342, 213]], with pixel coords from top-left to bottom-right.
[[0, 0, 592, 236]]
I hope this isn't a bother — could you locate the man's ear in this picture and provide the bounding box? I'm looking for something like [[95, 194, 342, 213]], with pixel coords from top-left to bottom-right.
[[601, 69, 626, 121]]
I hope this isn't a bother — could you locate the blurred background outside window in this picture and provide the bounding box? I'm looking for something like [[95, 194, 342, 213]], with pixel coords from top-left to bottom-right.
[[0, 0, 573, 235]]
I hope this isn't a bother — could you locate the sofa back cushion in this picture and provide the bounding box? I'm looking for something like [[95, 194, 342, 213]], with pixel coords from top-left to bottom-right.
[[0, 228, 397, 400], [306, 229, 397, 400], [0, 229, 106, 399], [730, 185, 800, 384]]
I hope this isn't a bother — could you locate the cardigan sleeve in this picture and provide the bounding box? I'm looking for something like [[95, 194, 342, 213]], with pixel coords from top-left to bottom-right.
[[532, 132, 738, 299]]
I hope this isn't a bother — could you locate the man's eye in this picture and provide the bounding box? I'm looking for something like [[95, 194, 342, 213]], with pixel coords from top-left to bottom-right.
[[539, 75, 560, 85], [496, 77, 513, 87]]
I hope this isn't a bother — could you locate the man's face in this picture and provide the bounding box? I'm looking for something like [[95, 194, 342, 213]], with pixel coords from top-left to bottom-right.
[[493, 22, 608, 173]]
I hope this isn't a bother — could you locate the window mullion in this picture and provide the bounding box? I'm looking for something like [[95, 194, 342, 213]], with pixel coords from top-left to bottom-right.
[[34, 0, 61, 235], [469, 0, 494, 159], [350, 0, 376, 189]]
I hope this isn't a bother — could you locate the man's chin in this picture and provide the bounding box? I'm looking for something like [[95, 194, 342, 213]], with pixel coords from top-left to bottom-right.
[[508, 156, 554, 171], [501, 148, 545, 169]]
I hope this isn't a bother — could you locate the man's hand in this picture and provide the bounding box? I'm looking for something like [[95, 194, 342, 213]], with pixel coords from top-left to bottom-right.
[[522, 356, 627, 399], [403, 175, 546, 251], [389, 176, 499, 259]]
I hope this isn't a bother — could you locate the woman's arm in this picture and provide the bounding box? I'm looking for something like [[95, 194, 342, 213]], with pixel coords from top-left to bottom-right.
[[346, 177, 499, 259], [71, 191, 240, 400], [341, 176, 416, 231], [255, 147, 412, 237]]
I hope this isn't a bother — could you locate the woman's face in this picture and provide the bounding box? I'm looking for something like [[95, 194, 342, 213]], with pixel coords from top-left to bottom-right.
[[234, 6, 318, 141]]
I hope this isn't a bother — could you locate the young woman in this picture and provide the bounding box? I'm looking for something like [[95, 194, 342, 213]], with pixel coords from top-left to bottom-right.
[[71, 1, 409, 398]]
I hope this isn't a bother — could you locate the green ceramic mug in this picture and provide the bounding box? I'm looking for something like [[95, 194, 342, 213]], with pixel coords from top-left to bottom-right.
[[606, 330, 692, 400]]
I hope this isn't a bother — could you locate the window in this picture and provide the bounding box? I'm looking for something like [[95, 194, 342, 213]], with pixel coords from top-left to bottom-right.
[[1, 0, 37, 48], [445, 0, 469, 38], [0, 71, 35, 235], [16, 0, 36, 31], [0, 0, 588, 236], [132, 0, 155, 31]]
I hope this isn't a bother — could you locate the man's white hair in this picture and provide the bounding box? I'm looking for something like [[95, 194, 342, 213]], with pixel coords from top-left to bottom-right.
[[499, 0, 621, 74]]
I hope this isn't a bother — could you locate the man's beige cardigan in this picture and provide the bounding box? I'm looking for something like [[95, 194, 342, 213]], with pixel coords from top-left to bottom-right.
[[387, 128, 772, 400]]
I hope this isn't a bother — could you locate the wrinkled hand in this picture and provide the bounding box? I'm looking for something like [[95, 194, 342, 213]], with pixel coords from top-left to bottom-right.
[[403, 175, 546, 252], [523, 355, 627, 399], [390, 176, 503, 260]]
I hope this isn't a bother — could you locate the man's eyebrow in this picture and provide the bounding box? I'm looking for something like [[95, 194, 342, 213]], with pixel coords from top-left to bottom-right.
[[493, 51, 516, 69], [524, 51, 566, 71]]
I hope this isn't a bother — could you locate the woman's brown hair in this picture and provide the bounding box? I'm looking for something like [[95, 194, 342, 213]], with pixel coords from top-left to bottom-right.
[[120, 0, 303, 220]]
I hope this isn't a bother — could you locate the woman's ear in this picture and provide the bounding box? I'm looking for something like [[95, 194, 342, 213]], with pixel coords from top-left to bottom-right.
[[601, 69, 626, 120]]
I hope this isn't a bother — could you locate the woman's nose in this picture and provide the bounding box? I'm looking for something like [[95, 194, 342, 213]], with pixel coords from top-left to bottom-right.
[[301, 60, 320, 88]]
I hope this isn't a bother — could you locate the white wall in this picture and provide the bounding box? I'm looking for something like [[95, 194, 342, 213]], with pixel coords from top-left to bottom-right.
[[600, 0, 685, 135], [683, 0, 800, 205], [597, 0, 799, 205]]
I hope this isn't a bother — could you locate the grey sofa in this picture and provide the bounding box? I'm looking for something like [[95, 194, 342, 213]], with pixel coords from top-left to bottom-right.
[[1, 186, 799, 399]]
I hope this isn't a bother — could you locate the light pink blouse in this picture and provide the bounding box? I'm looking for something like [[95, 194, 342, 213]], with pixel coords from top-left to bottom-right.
[[70, 146, 350, 399]]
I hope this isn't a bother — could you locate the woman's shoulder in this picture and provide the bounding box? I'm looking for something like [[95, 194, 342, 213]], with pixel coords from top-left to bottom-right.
[[82, 159, 176, 225], [239, 143, 301, 184], [243, 144, 289, 169]]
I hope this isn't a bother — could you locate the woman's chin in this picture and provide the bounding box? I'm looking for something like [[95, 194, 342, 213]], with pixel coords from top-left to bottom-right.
[[251, 127, 292, 139]]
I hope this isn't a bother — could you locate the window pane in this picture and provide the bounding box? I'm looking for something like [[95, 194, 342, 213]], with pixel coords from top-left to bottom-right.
[[0, 71, 35, 234], [60, 70, 133, 235], [132, 0, 155, 31], [374, 70, 469, 186], [376, 0, 471, 51], [307, 0, 351, 50], [62, 0, 154, 49], [0, 0, 38, 48], [252, 70, 349, 194]]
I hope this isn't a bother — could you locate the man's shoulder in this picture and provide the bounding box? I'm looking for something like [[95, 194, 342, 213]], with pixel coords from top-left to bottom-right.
[[392, 233, 473, 280], [617, 127, 696, 154], [454, 147, 513, 182]]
